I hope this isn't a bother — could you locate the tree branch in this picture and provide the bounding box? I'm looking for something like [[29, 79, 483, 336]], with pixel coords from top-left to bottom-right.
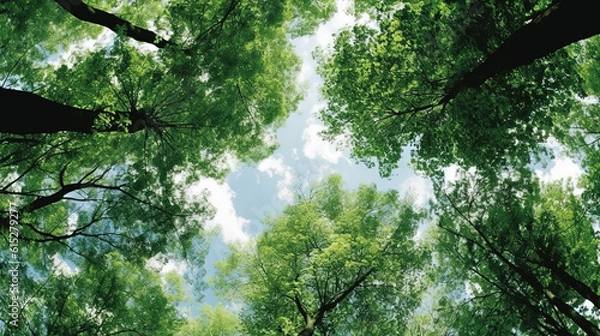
[[319, 267, 375, 314], [440, 0, 600, 105], [54, 0, 172, 48], [442, 191, 600, 336], [0, 88, 142, 134]]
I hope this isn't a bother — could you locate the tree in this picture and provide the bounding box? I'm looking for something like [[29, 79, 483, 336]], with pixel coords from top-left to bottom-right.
[[0, 1, 335, 333], [318, 0, 598, 176], [176, 303, 242, 336], [213, 174, 429, 336], [0, 0, 338, 255], [434, 169, 600, 335], [554, 35, 600, 217], [1, 0, 337, 135], [0, 252, 183, 336]]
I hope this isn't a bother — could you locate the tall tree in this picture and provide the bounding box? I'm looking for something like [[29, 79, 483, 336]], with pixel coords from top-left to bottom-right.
[[0, 1, 335, 333], [214, 175, 429, 336], [0, 0, 337, 244], [176, 303, 242, 336], [0, 251, 183, 336], [554, 35, 600, 218], [434, 169, 600, 335], [0, 0, 337, 247], [318, 0, 597, 176]]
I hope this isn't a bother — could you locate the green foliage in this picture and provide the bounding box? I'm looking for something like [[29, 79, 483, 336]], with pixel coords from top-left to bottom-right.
[[176, 303, 242, 336], [318, 0, 582, 176], [214, 174, 429, 335], [0, 252, 182, 335], [434, 170, 600, 335], [5, 1, 600, 334], [554, 35, 600, 217], [0, 0, 338, 333]]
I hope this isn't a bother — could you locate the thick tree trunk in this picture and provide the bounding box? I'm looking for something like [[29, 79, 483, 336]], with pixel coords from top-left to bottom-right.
[[541, 257, 600, 310], [297, 317, 316, 336], [449, 205, 600, 336], [54, 0, 171, 48], [442, 0, 600, 103], [543, 289, 600, 336], [0, 88, 142, 134]]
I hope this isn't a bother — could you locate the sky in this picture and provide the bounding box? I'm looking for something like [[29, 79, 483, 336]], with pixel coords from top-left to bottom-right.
[[156, 0, 584, 314]]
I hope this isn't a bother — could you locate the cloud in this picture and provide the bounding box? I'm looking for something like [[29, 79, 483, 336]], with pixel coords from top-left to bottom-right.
[[48, 30, 116, 68], [400, 175, 433, 207], [302, 116, 344, 164], [160, 259, 189, 275], [292, 0, 355, 81], [537, 156, 583, 183], [52, 254, 78, 276], [258, 155, 295, 203], [175, 173, 250, 243], [535, 138, 584, 194], [196, 178, 250, 243]]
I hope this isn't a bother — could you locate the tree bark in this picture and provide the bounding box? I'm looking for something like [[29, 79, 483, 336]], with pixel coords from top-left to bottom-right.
[[0, 88, 143, 134], [486, 243, 600, 336], [442, 0, 600, 103], [444, 195, 600, 336], [540, 257, 600, 310], [54, 0, 171, 48], [543, 289, 600, 336], [297, 317, 316, 336]]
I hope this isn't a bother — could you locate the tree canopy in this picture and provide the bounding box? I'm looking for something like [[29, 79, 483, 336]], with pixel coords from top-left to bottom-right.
[[316, 1, 600, 334], [4, 0, 600, 335], [1, 0, 335, 333], [175, 303, 242, 336], [213, 174, 429, 335], [435, 169, 600, 336], [318, 0, 600, 176]]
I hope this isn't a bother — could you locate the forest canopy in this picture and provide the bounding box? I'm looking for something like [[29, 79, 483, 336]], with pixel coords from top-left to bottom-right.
[[2, 0, 600, 335]]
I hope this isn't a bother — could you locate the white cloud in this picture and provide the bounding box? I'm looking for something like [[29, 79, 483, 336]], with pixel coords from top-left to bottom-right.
[[537, 156, 582, 182], [302, 116, 344, 164], [292, 0, 355, 96], [441, 165, 479, 193], [442, 164, 465, 188], [196, 179, 250, 243], [48, 30, 115, 68], [442, 164, 459, 184], [52, 254, 78, 276], [146, 253, 189, 276], [292, 0, 354, 63], [400, 175, 433, 207], [160, 259, 189, 275], [535, 138, 584, 194], [174, 173, 250, 243], [258, 155, 295, 203]]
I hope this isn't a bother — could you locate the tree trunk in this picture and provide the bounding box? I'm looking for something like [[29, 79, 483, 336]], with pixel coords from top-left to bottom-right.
[[442, 0, 600, 103], [54, 0, 171, 48], [0, 88, 143, 134], [541, 257, 600, 310], [452, 207, 600, 336], [543, 289, 600, 336], [0, 216, 8, 231], [297, 317, 316, 336]]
